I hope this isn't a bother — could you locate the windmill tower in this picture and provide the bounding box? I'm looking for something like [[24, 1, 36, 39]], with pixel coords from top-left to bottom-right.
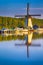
[[28, 16, 33, 28]]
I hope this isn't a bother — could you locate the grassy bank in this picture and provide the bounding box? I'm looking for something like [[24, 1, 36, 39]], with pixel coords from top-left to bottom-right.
[[0, 16, 43, 29]]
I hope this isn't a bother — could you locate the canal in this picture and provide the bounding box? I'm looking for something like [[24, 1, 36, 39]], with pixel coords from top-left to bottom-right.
[[0, 31, 43, 65]]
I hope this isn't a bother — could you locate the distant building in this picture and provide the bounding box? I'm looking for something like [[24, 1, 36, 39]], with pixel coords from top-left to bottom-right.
[[33, 25, 39, 29]]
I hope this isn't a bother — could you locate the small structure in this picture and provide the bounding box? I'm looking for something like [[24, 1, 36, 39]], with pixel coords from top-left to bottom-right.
[[33, 25, 39, 29]]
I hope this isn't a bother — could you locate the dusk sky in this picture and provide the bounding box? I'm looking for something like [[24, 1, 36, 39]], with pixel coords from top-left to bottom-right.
[[0, 0, 43, 18]]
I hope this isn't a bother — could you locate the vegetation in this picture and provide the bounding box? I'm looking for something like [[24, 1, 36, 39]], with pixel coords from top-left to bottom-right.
[[0, 35, 25, 41], [32, 18, 43, 27], [0, 33, 43, 41], [0, 16, 43, 29]]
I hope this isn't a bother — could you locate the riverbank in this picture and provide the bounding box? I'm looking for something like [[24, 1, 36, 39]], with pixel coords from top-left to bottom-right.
[[0, 16, 43, 29]]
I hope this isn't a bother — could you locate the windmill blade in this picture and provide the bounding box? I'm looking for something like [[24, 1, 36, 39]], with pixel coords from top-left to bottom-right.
[[30, 14, 41, 16], [26, 3, 29, 26], [30, 44, 41, 47], [27, 3, 29, 17], [15, 44, 26, 46], [27, 44, 29, 58], [15, 15, 26, 17], [15, 14, 41, 17], [15, 3, 41, 17]]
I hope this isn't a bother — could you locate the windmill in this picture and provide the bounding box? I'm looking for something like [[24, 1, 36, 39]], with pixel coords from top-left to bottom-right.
[[15, 3, 41, 57], [15, 3, 41, 29]]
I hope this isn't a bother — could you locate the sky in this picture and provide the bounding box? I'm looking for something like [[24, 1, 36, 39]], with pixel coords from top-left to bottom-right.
[[0, 0, 43, 18]]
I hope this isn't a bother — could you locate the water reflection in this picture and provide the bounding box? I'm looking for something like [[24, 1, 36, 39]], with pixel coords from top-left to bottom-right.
[[15, 31, 42, 57], [0, 31, 43, 58], [0, 31, 43, 41]]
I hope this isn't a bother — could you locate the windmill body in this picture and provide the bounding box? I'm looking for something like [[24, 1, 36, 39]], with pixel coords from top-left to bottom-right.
[[28, 17, 33, 29]]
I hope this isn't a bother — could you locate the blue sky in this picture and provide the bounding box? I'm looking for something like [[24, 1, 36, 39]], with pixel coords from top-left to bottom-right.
[[0, 0, 43, 18]]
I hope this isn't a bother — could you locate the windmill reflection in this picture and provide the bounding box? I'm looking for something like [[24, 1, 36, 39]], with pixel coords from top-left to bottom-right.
[[15, 31, 41, 58]]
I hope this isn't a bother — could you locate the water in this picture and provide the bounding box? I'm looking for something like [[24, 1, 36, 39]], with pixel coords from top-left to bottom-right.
[[0, 32, 43, 65]]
